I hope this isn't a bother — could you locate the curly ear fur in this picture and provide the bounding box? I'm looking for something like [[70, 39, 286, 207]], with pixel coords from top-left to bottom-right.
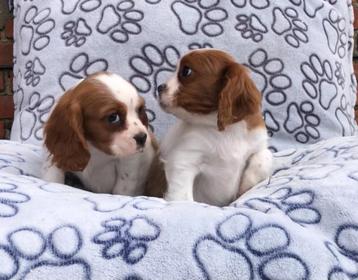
[[44, 90, 90, 172], [217, 63, 262, 131]]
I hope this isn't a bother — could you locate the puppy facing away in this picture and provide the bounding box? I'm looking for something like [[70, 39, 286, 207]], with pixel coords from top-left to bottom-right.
[[42, 71, 156, 196], [155, 49, 272, 206]]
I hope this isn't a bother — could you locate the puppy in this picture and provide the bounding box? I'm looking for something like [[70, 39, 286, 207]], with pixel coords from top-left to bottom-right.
[[42, 71, 156, 196], [156, 49, 272, 206]]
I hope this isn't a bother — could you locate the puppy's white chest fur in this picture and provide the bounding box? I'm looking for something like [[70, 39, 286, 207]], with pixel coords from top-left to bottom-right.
[[161, 120, 267, 206], [76, 145, 154, 195]]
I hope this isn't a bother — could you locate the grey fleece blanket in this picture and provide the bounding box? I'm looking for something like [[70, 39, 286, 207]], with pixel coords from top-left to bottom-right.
[[0, 136, 358, 279]]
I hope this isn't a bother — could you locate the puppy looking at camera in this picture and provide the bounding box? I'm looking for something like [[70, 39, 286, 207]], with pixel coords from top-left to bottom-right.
[[42, 72, 156, 196], [156, 49, 272, 206]]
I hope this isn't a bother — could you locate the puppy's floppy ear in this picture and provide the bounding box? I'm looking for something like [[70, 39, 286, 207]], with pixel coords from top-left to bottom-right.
[[217, 63, 261, 131], [44, 89, 90, 172]]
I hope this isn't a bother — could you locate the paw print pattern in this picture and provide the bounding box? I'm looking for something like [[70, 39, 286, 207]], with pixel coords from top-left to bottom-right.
[[272, 7, 308, 48], [283, 101, 321, 144], [59, 52, 108, 91], [244, 187, 321, 225], [326, 224, 358, 279], [289, 0, 323, 18], [129, 44, 180, 98], [335, 61, 346, 89], [0, 183, 30, 218], [325, 0, 338, 4], [20, 92, 55, 141], [20, 6, 55, 56], [13, 70, 25, 114], [171, 0, 228, 37], [323, 9, 347, 58], [194, 213, 309, 280], [246, 48, 292, 137], [84, 196, 167, 212], [61, 18, 92, 47], [145, 0, 161, 3], [288, 143, 358, 165], [188, 42, 213, 50], [231, 0, 271, 9], [349, 73, 357, 98], [96, 1, 144, 43], [60, 0, 102, 15], [0, 225, 91, 279], [336, 95, 356, 136], [0, 152, 27, 176], [24, 57, 46, 87], [301, 54, 338, 110], [93, 216, 160, 264], [235, 14, 268, 42]]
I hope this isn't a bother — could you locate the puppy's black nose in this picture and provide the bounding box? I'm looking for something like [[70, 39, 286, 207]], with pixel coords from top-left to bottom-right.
[[133, 132, 147, 147], [157, 84, 167, 96]]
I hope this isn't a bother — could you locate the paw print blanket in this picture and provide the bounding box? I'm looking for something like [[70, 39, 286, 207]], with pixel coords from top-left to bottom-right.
[[0, 136, 357, 279]]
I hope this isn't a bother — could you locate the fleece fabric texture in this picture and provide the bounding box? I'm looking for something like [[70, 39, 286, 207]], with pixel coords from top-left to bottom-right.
[[0, 136, 358, 279], [9, 0, 358, 151]]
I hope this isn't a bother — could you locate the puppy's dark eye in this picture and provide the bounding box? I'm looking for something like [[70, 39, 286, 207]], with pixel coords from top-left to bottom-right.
[[180, 66, 192, 78], [107, 113, 121, 124], [137, 106, 145, 115], [137, 105, 148, 127]]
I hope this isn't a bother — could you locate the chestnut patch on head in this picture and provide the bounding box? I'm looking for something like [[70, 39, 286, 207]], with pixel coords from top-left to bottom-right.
[[174, 50, 262, 130], [175, 51, 233, 114], [44, 72, 129, 171]]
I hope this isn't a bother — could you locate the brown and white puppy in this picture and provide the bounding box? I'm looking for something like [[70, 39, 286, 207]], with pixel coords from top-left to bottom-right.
[[42, 71, 156, 196], [156, 49, 272, 206]]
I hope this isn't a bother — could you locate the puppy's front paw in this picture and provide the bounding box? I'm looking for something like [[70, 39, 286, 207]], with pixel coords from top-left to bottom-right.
[[239, 149, 273, 196], [164, 189, 194, 202]]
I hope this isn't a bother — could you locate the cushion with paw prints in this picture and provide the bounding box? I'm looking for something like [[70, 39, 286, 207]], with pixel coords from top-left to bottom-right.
[[10, 0, 357, 151]]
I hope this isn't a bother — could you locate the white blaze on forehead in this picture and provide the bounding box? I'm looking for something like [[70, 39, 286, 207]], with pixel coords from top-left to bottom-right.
[[95, 73, 139, 108]]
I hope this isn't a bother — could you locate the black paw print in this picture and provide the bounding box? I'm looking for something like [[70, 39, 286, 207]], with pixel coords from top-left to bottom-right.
[[325, 0, 338, 4], [334, 61, 345, 89], [24, 57, 46, 87], [96, 1, 144, 43], [244, 187, 321, 225], [59, 52, 108, 91], [326, 224, 358, 279], [20, 92, 55, 141], [235, 14, 268, 42], [323, 9, 347, 58], [13, 70, 24, 114], [194, 213, 309, 279], [145, 0, 161, 3], [171, 0, 228, 37], [0, 183, 30, 218], [84, 195, 167, 212], [188, 42, 213, 50], [60, 0, 102, 15], [335, 95, 356, 136], [301, 54, 338, 110], [20, 6, 55, 56], [231, 0, 270, 9], [93, 216, 160, 264], [0, 225, 90, 279], [246, 48, 292, 137], [61, 18, 92, 47], [272, 7, 308, 48], [129, 44, 180, 97], [283, 101, 321, 144], [289, 0, 323, 18]]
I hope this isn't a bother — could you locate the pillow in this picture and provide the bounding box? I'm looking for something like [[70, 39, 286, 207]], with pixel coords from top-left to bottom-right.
[[11, 0, 357, 151]]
